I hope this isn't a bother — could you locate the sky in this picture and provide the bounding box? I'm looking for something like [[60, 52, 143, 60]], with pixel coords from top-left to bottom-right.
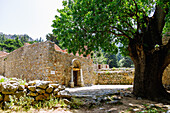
[[0, 0, 63, 40]]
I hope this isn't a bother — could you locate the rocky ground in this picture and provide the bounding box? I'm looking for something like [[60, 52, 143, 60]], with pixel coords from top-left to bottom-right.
[[0, 79, 169, 113]]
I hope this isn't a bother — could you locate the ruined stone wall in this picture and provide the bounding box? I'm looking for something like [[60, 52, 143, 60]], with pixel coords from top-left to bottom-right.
[[0, 41, 95, 86]]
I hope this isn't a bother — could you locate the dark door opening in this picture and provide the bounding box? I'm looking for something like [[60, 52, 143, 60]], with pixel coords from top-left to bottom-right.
[[73, 71, 78, 86]]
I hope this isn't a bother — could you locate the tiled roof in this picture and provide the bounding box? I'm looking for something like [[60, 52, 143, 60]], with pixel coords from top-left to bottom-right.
[[54, 44, 91, 58]]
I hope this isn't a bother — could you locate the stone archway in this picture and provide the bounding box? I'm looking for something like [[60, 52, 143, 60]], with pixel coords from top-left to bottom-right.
[[70, 59, 84, 88]]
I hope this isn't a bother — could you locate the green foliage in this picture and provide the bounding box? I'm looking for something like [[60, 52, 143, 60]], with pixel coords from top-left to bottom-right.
[[105, 53, 118, 68], [70, 98, 83, 109], [0, 33, 36, 53], [52, 0, 169, 57], [0, 95, 68, 112], [92, 48, 107, 64], [0, 38, 23, 52], [46, 33, 59, 45], [0, 78, 6, 82], [119, 57, 133, 67]]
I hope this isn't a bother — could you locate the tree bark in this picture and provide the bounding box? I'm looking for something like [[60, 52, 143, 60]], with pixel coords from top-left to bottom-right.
[[127, 4, 170, 103], [128, 35, 170, 103]]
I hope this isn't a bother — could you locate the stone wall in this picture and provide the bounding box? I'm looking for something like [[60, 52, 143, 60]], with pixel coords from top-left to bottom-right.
[[96, 67, 169, 87], [0, 41, 95, 87], [0, 76, 71, 103], [45, 42, 95, 86], [95, 69, 134, 85], [162, 64, 170, 88]]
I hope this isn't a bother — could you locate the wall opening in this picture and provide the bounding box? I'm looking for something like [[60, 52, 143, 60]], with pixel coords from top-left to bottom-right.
[[73, 71, 78, 86], [71, 59, 82, 87]]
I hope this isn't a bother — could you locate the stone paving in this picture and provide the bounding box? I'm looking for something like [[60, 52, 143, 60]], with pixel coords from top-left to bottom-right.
[[66, 85, 133, 96]]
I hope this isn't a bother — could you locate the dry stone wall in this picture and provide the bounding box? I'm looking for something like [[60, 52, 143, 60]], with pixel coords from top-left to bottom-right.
[[0, 76, 71, 103]]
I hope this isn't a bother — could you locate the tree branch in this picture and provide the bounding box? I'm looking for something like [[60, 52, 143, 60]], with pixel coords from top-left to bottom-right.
[[110, 26, 132, 40], [132, 0, 139, 34], [153, 5, 169, 34]]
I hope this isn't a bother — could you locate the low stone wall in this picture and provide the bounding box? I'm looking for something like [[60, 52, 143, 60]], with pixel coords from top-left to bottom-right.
[[0, 76, 71, 103], [95, 69, 134, 85], [96, 67, 169, 88]]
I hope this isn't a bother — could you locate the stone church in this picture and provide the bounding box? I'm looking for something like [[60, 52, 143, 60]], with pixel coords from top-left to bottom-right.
[[0, 41, 95, 87]]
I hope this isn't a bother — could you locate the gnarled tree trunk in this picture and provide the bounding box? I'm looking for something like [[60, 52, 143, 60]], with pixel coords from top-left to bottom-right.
[[128, 5, 170, 102]]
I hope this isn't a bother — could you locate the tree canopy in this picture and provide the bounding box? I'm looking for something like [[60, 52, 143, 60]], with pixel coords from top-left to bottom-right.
[[52, 0, 169, 56]]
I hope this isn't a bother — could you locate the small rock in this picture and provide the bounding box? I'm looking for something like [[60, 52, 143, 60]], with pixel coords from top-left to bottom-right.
[[24, 83, 28, 88], [28, 81, 37, 86], [36, 89, 45, 94], [9, 80, 17, 84], [2, 84, 18, 94], [107, 108, 117, 113], [27, 91, 38, 96], [4, 95, 12, 101], [55, 92, 61, 98], [111, 95, 122, 100], [63, 99, 71, 104], [99, 107, 105, 110], [28, 86, 36, 92], [53, 88, 60, 95], [60, 90, 71, 98], [15, 90, 25, 98], [137, 97, 142, 100], [35, 95, 46, 101], [44, 93, 52, 100], [36, 81, 50, 89], [49, 84, 59, 89], [155, 103, 163, 108], [133, 108, 140, 112], [107, 100, 121, 104], [18, 85, 25, 91], [58, 85, 65, 91], [46, 85, 53, 93]]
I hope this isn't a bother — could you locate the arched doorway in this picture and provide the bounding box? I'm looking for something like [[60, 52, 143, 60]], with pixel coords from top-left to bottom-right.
[[70, 59, 84, 87]]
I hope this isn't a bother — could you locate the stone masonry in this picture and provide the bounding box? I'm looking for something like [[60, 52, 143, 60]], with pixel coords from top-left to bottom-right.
[[0, 41, 95, 87]]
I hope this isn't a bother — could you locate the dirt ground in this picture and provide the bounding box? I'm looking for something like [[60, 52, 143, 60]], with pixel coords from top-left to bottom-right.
[[71, 96, 170, 113], [3, 96, 168, 113], [1, 90, 169, 113]]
